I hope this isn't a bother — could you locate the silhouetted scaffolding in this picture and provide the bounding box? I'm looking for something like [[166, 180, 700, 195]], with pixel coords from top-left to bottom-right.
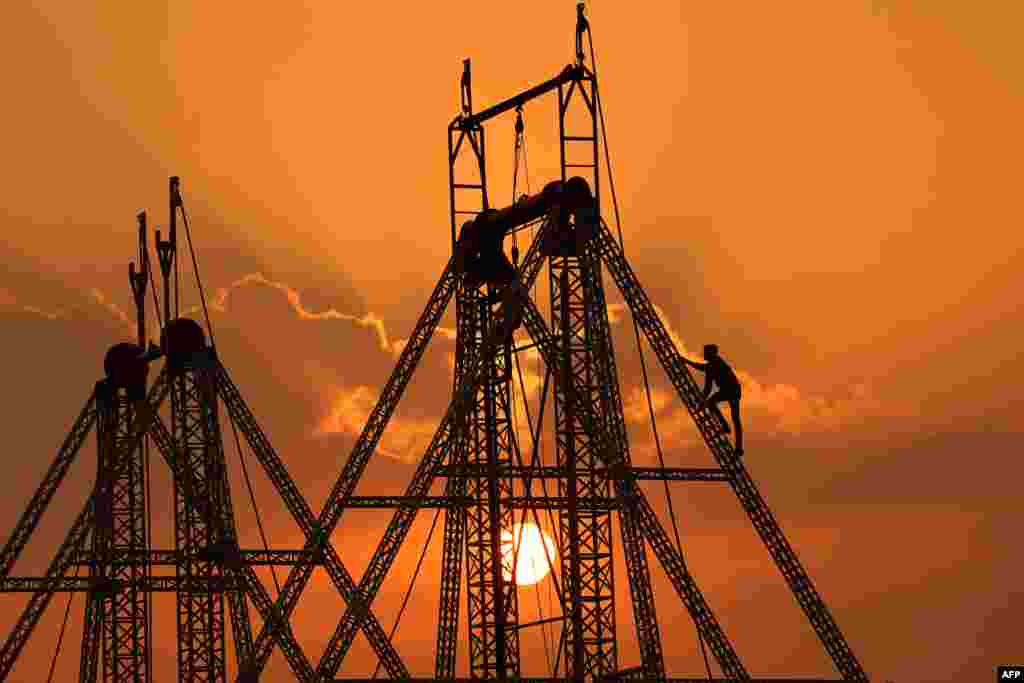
[[0, 4, 869, 682]]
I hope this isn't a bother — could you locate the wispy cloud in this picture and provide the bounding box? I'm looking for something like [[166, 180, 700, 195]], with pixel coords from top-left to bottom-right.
[[608, 301, 910, 455], [200, 273, 909, 462], [314, 384, 440, 464], [0, 285, 136, 337], [206, 272, 456, 358], [88, 288, 133, 330]]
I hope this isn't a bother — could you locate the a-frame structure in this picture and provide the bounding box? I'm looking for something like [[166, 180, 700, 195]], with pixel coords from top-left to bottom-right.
[[234, 4, 870, 682], [0, 181, 412, 682]]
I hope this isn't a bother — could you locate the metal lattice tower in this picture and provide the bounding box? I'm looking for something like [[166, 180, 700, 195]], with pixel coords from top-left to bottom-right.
[[82, 378, 150, 683]]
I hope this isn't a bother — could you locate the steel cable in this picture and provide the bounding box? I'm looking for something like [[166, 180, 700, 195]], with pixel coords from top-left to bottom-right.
[[586, 20, 715, 680]]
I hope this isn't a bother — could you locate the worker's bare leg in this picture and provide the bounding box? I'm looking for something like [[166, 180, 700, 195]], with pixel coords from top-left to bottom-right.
[[705, 395, 730, 433], [728, 398, 743, 455]]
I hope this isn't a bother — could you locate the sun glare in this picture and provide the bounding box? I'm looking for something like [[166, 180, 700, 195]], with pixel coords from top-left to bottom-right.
[[500, 523, 558, 586]]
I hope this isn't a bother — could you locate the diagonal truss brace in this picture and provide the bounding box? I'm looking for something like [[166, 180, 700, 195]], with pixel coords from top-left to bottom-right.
[[591, 221, 869, 682], [0, 387, 98, 577], [214, 360, 408, 680]]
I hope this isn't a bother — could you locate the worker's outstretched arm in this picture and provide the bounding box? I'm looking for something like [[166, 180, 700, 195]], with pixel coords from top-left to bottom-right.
[[684, 357, 708, 371]]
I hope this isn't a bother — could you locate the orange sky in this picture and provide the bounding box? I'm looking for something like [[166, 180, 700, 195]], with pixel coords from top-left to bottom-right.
[[0, 1, 1021, 681]]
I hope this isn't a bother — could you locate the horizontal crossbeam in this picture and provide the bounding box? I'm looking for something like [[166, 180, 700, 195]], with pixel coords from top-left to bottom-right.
[[454, 64, 586, 129], [341, 496, 618, 510], [435, 465, 728, 482], [0, 576, 245, 592], [69, 549, 320, 566], [330, 678, 842, 683], [509, 615, 565, 631]]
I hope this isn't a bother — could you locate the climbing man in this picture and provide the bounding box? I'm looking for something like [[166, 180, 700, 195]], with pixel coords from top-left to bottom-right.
[[683, 344, 744, 457]]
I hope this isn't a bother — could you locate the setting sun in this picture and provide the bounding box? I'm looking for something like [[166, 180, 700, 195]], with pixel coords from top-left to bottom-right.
[[500, 523, 558, 586]]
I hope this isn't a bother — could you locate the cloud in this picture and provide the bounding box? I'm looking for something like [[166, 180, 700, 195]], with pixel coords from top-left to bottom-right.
[[314, 384, 440, 464], [0, 286, 66, 320], [177, 270, 911, 466], [737, 374, 899, 436], [20, 305, 65, 321], [621, 371, 910, 459], [391, 326, 457, 357], [191, 272, 465, 459], [89, 288, 133, 331], [0, 284, 139, 341], [608, 303, 913, 455], [208, 273, 401, 353], [621, 385, 673, 424], [204, 272, 457, 359], [314, 347, 547, 465]]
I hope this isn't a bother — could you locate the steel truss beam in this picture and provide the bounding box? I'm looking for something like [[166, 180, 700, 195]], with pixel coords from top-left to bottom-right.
[[70, 549, 321, 566], [0, 388, 97, 578], [170, 354, 231, 682], [436, 465, 728, 482], [590, 221, 869, 682], [89, 381, 150, 682], [330, 497, 619, 510], [549, 249, 618, 679], [463, 285, 521, 679], [0, 576, 247, 592], [435, 284, 474, 678]]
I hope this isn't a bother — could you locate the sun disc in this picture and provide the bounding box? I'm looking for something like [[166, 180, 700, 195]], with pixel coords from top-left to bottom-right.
[[500, 523, 557, 586]]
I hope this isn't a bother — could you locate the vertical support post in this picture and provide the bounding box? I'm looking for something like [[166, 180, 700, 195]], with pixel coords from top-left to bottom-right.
[[198, 358, 256, 673], [482, 295, 508, 680], [435, 287, 474, 677], [171, 350, 227, 683], [129, 212, 149, 349], [449, 59, 489, 256], [169, 176, 180, 320], [83, 377, 151, 682], [79, 580, 102, 683], [446, 55, 523, 679], [155, 181, 176, 331], [103, 387, 150, 683], [80, 380, 111, 683], [463, 291, 522, 679], [559, 269, 585, 681], [552, 51, 622, 679]]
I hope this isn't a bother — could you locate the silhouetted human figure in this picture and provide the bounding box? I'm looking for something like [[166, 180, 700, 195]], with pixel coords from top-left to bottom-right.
[[683, 344, 744, 457]]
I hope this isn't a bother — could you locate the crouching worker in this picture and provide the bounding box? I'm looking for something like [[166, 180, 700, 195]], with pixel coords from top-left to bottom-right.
[[682, 344, 744, 457]]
